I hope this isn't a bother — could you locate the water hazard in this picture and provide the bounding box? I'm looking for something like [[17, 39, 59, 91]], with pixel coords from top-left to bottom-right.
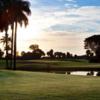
[[70, 71, 98, 76]]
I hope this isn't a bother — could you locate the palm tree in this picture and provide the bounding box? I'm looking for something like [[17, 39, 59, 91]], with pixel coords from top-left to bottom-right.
[[0, 35, 11, 68], [10, 0, 31, 70], [0, 49, 4, 59], [0, 35, 11, 46], [0, 3, 10, 69], [0, 0, 31, 70], [0, 0, 31, 69]]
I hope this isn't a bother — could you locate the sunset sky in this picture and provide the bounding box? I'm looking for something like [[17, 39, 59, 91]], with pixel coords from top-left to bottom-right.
[[1, 0, 100, 55]]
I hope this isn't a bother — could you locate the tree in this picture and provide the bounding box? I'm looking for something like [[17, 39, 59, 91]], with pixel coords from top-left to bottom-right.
[[21, 49, 45, 59], [0, 49, 4, 59], [86, 49, 93, 60], [29, 44, 45, 59], [0, 49, 4, 65], [0, 0, 30, 69], [0, 35, 12, 68], [66, 52, 72, 58], [54, 52, 65, 59], [0, 35, 11, 53], [84, 35, 100, 61], [47, 49, 54, 58], [86, 50, 91, 57], [74, 54, 78, 59], [21, 51, 26, 57], [29, 44, 39, 51], [12, 0, 31, 70], [0, 2, 10, 68], [0, 0, 31, 70], [10, 0, 31, 70], [32, 49, 45, 59]]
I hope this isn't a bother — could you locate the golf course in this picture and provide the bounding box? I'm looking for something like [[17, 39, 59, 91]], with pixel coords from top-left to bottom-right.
[[0, 0, 100, 99], [0, 70, 100, 100], [0, 59, 100, 100]]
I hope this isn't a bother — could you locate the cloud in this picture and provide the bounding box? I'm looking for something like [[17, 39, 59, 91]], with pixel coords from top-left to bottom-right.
[[64, 0, 78, 8], [59, 0, 76, 3], [16, 0, 100, 54], [65, 0, 75, 1], [65, 3, 78, 8], [28, 1, 100, 31], [44, 6, 100, 34], [30, 1, 100, 37]]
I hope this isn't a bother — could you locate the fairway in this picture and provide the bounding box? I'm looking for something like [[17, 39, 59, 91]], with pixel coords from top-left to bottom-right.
[[0, 70, 100, 100], [1, 59, 100, 71], [16, 59, 100, 72]]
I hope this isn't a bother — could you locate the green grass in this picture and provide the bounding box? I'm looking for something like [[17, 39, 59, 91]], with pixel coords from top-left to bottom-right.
[[1, 59, 100, 71], [0, 70, 100, 100], [19, 59, 100, 67], [16, 59, 100, 71]]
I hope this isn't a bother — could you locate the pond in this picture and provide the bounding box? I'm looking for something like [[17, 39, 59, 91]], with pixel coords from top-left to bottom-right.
[[53, 71, 99, 76], [70, 71, 98, 76]]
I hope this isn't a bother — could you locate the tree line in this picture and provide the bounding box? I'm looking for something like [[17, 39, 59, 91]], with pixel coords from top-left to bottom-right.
[[1, 34, 100, 62], [20, 44, 80, 60], [0, 44, 79, 60]]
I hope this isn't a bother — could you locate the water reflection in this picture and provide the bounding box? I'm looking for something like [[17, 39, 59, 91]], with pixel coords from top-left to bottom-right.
[[68, 71, 98, 76], [50, 71, 100, 76]]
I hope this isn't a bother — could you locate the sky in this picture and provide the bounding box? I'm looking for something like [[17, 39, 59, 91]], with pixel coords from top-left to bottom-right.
[[1, 0, 100, 55]]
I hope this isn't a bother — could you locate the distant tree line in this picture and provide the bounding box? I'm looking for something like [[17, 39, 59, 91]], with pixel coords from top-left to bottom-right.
[[1, 34, 100, 63], [0, 43, 87, 60], [18, 45, 80, 60], [46, 49, 75, 59], [21, 44, 45, 59]]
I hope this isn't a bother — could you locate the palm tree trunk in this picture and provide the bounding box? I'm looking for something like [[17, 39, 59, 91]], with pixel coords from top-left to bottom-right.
[[5, 29, 8, 69], [11, 24, 14, 69], [13, 22, 17, 70]]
